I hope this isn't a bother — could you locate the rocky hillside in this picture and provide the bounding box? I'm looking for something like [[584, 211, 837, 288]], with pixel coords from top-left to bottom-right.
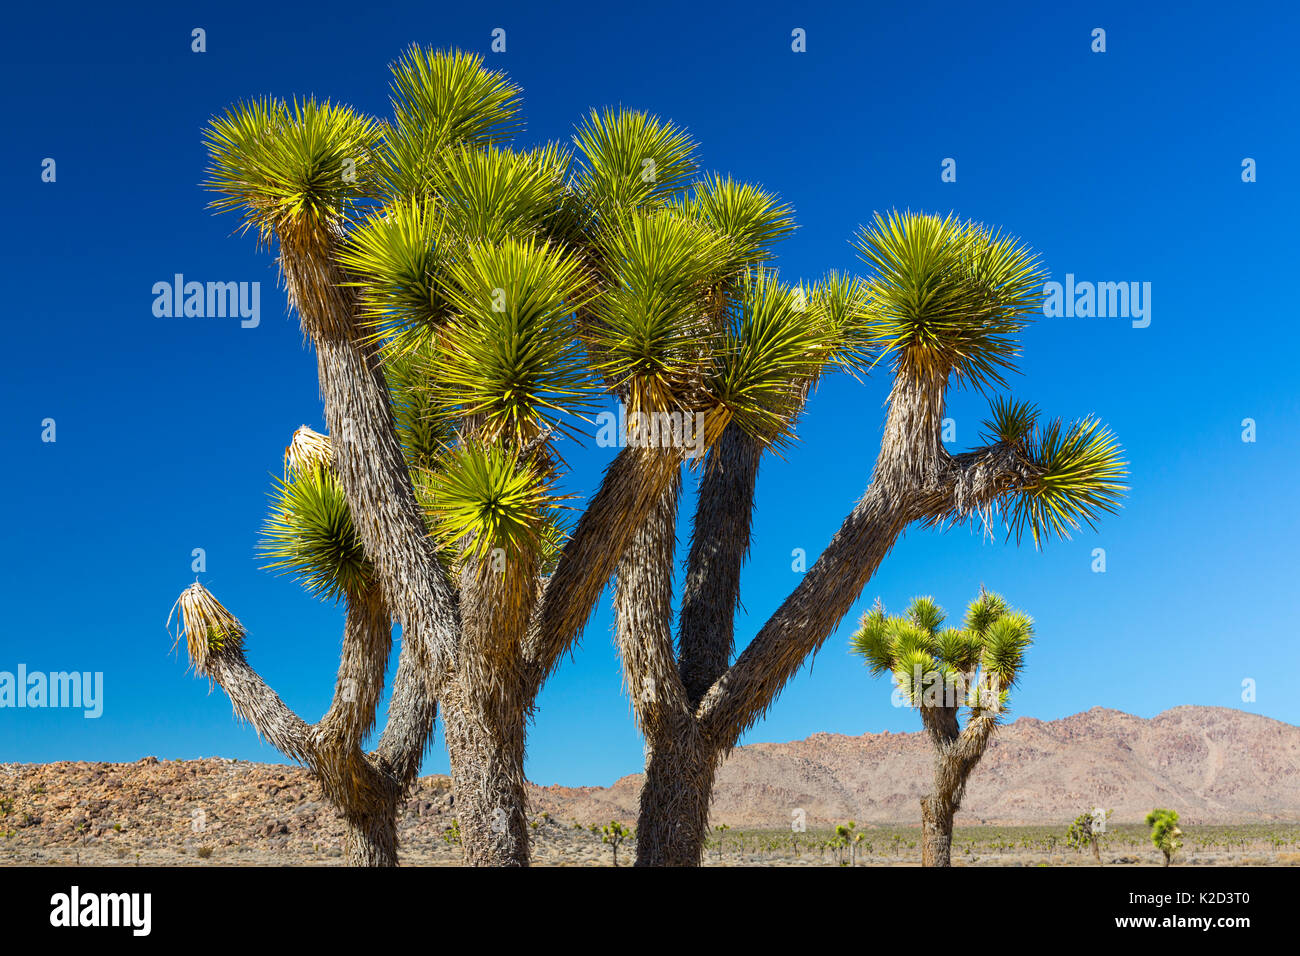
[[1, 706, 1294, 859], [529, 706, 1300, 826]]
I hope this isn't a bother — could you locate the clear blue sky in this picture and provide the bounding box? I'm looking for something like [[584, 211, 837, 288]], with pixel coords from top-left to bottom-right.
[[2, 0, 1297, 785]]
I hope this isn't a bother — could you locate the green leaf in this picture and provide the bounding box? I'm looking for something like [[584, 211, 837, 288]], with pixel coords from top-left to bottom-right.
[[1008, 416, 1128, 547], [375, 47, 523, 201], [260, 466, 374, 602], [572, 108, 698, 219], [204, 97, 381, 249], [854, 210, 1046, 390]]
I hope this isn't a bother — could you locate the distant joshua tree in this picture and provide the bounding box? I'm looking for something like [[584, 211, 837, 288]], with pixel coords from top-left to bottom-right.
[[601, 821, 633, 867], [851, 589, 1034, 867], [1065, 808, 1113, 864], [1146, 809, 1183, 866]]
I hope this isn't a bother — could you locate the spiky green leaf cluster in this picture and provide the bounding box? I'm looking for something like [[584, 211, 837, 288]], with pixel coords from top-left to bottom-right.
[[339, 199, 447, 345], [855, 211, 1047, 390], [850, 591, 1034, 713], [707, 270, 835, 444], [584, 210, 728, 412], [420, 441, 567, 568], [682, 174, 795, 273], [260, 465, 374, 602], [431, 144, 575, 244], [1009, 416, 1128, 547], [376, 47, 523, 201], [204, 97, 381, 248], [430, 237, 596, 444], [572, 109, 698, 219], [809, 272, 874, 376]]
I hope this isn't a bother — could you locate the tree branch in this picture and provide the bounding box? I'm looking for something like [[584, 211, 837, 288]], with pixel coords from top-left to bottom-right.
[[696, 428, 1033, 749], [521, 443, 683, 696], [613, 470, 691, 736], [676, 423, 762, 705], [279, 239, 462, 702]]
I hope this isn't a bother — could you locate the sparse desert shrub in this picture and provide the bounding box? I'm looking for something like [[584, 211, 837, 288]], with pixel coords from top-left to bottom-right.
[[197, 845, 214, 859]]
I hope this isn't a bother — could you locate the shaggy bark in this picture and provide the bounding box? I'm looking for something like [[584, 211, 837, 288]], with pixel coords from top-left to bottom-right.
[[676, 424, 762, 705], [636, 721, 715, 866], [440, 674, 530, 866], [524, 443, 687, 694], [606, 467, 718, 866], [918, 706, 996, 867], [279, 241, 461, 702], [438, 554, 537, 867]]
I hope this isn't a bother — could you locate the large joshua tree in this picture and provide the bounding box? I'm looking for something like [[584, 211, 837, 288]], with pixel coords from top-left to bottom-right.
[[174, 47, 839, 865], [851, 590, 1033, 866], [613, 210, 1128, 865]]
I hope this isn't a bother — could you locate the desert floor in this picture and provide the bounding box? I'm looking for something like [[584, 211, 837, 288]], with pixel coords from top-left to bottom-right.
[[4, 822, 1297, 867]]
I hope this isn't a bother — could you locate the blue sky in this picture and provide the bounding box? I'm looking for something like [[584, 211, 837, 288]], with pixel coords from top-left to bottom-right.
[[1, 0, 1297, 785]]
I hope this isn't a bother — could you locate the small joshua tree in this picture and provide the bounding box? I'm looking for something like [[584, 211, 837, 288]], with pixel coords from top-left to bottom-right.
[[601, 821, 633, 867], [712, 823, 731, 863], [1146, 809, 1183, 866], [832, 821, 861, 867], [851, 589, 1033, 867], [1065, 808, 1112, 864]]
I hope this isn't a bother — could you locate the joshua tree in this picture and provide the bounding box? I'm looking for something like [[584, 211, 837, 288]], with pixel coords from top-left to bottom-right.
[[176, 47, 823, 864], [831, 821, 861, 866], [850, 590, 1034, 867], [601, 821, 633, 867], [1146, 809, 1183, 866], [610, 209, 1127, 865], [1065, 808, 1112, 864]]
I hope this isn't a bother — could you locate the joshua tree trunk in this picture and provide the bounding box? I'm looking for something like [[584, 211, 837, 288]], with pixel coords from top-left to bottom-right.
[[677, 424, 762, 704], [920, 796, 956, 867], [635, 722, 716, 866], [917, 707, 996, 867], [343, 803, 400, 867], [440, 674, 530, 867]]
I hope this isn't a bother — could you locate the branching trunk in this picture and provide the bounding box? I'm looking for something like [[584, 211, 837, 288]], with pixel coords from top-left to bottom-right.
[[607, 467, 718, 866], [918, 706, 996, 868], [524, 445, 684, 695], [677, 424, 761, 705], [195, 583, 437, 866]]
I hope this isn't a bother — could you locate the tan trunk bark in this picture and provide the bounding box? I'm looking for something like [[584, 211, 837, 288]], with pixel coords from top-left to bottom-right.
[[440, 675, 530, 867], [342, 802, 400, 867], [635, 725, 715, 867], [921, 797, 955, 867]]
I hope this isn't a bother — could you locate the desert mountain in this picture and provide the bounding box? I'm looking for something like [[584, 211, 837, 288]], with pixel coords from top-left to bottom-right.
[[528, 706, 1300, 826]]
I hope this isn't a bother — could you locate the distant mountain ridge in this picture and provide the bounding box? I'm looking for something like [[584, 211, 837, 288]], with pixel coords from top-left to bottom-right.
[[527, 706, 1300, 826]]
